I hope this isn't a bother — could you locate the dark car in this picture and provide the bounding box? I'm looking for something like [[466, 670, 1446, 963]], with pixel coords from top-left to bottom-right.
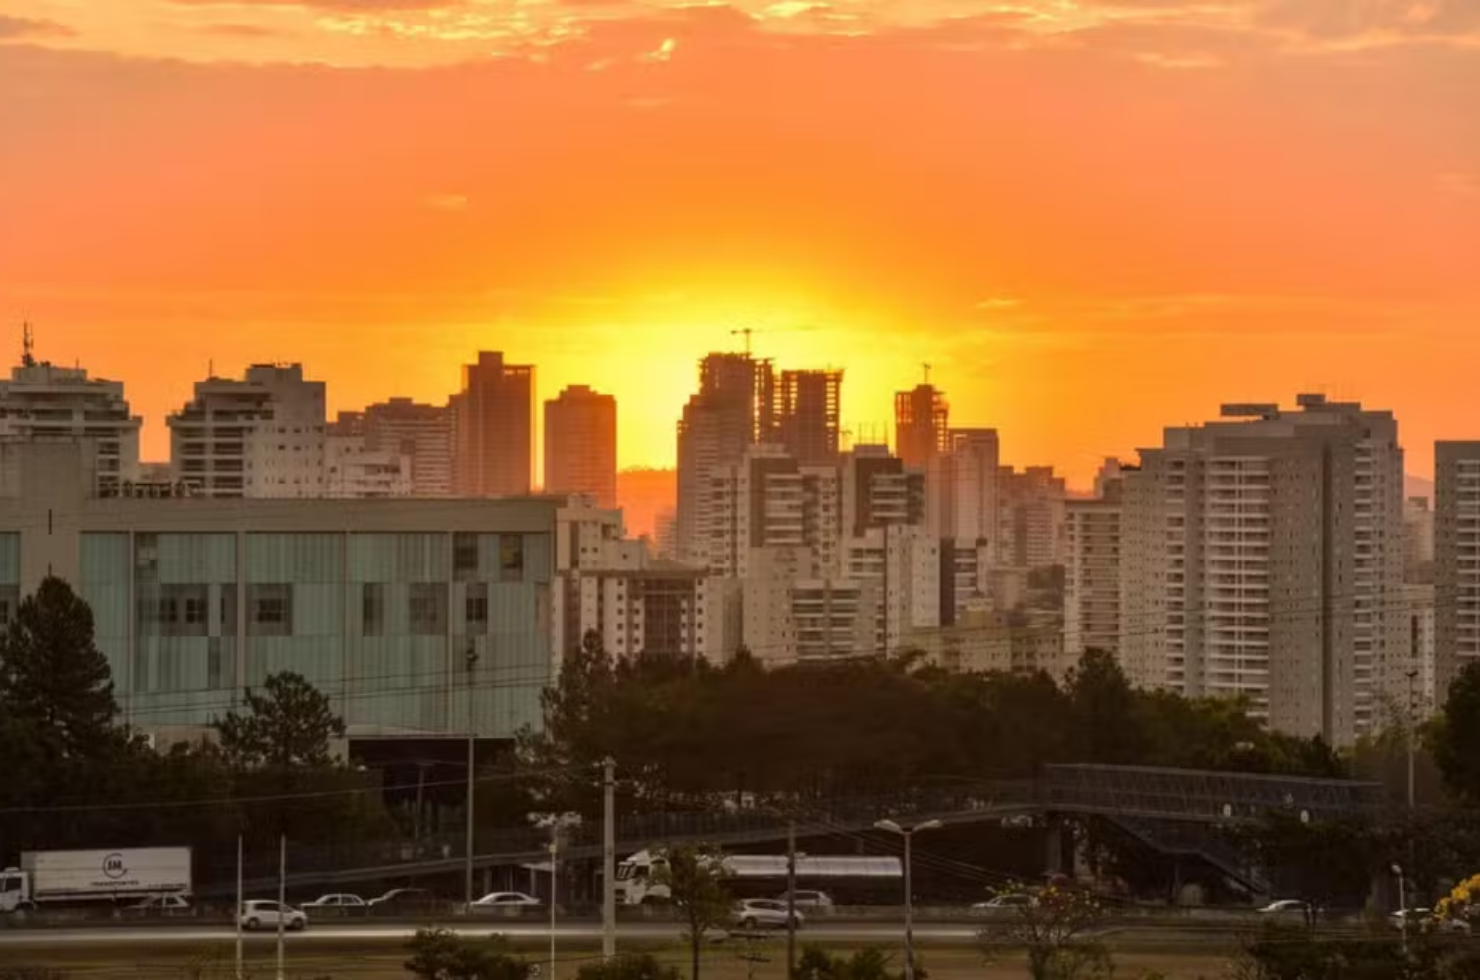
[[367, 888, 440, 916]]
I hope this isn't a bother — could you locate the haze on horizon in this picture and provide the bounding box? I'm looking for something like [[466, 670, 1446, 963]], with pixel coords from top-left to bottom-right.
[[2, 0, 1478, 485]]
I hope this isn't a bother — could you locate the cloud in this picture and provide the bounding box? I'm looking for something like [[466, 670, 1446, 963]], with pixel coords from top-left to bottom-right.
[[639, 35, 677, 61], [1437, 172, 1480, 201], [1259, 0, 1480, 39], [201, 23, 287, 37], [166, 0, 460, 11], [424, 192, 470, 211], [0, 15, 74, 40]]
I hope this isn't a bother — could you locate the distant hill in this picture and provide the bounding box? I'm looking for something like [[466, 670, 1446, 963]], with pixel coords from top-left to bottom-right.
[[1406, 474, 1434, 502], [617, 468, 676, 539]]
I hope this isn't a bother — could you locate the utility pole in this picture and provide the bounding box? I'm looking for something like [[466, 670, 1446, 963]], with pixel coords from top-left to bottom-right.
[[235, 834, 244, 980], [276, 833, 287, 980], [549, 830, 560, 980], [602, 758, 617, 960], [465, 643, 480, 910], [786, 820, 798, 980]]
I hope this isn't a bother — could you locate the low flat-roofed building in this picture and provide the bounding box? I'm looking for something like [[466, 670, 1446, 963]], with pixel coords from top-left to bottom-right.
[[0, 441, 557, 745]]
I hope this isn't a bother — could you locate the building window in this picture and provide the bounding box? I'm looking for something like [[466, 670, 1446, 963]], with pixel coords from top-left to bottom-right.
[[409, 583, 447, 636], [465, 582, 489, 633], [247, 584, 292, 637], [453, 533, 479, 580], [362, 583, 385, 637], [500, 536, 524, 582], [184, 597, 207, 626]]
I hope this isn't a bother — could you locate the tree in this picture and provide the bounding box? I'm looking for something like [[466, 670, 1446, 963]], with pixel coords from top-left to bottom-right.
[[1065, 650, 1144, 764], [979, 886, 1111, 980], [0, 576, 119, 759], [652, 843, 733, 980], [1433, 662, 1480, 803], [405, 928, 532, 980], [576, 954, 682, 980], [1233, 814, 1377, 915], [212, 670, 345, 768]]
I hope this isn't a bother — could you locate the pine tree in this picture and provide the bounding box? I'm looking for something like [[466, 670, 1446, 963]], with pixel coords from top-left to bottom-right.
[[0, 576, 119, 760]]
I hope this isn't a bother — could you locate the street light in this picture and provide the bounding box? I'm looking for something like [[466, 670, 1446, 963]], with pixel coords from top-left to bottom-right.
[[1392, 863, 1409, 956], [875, 818, 943, 980], [465, 643, 480, 911]]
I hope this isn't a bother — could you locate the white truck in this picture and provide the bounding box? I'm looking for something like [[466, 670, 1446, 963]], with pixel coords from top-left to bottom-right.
[[615, 848, 901, 905], [0, 848, 193, 912]]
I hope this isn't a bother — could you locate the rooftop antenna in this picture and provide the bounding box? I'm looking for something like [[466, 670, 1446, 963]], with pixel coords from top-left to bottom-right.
[[21, 322, 35, 368], [922, 362, 932, 385]]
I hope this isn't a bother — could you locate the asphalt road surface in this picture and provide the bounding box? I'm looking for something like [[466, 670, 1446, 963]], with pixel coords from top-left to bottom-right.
[[0, 921, 982, 947]]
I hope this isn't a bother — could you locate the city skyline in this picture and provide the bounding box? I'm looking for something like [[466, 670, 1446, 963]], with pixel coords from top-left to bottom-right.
[[4, 1, 1478, 487], [0, 331, 1462, 493]]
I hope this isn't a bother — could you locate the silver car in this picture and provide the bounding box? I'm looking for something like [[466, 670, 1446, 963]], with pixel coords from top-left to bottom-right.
[[733, 898, 804, 930]]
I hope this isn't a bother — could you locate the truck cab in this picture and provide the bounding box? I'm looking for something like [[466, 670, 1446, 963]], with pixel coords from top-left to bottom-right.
[[0, 869, 34, 913]]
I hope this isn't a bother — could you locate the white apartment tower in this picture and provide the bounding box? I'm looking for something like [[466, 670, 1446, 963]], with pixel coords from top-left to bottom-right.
[[1065, 475, 1125, 665], [325, 414, 413, 499], [0, 345, 142, 494], [676, 353, 773, 566], [168, 364, 327, 498], [362, 398, 454, 497], [1435, 442, 1480, 700], [1120, 395, 1404, 746]]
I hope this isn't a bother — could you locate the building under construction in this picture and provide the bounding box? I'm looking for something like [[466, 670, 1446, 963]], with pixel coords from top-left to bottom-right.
[[894, 383, 950, 469], [776, 369, 843, 466]]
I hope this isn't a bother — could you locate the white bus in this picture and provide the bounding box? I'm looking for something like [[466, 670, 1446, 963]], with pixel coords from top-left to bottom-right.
[[614, 848, 902, 905]]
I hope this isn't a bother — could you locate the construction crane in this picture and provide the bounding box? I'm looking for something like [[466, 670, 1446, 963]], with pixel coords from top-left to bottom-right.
[[731, 327, 763, 357]]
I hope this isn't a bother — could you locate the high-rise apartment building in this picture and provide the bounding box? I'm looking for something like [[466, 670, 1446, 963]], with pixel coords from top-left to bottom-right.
[[998, 466, 1067, 568], [452, 351, 534, 498], [704, 444, 842, 579], [361, 398, 454, 497], [1404, 496, 1435, 583], [0, 348, 142, 495], [325, 413, 413, 498], [776, 369, 843, 466], [927, 428, 1000, 544], [893, 383, 949, 470], [544, 385, 617, 508], [675, 353, 774, 564], [1435, 442, 1480, 700], [1064, 475, 1124, 664], [168, 363, 326, 498], [1120, 395, 1405, 745]]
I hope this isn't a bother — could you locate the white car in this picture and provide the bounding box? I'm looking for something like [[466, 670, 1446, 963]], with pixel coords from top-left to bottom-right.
[[472, 892, 542, 908], [776, 890, 834, 909], [733, 898, 804, 930], [973, 894, 1036, 913], [240, 900, 308, 932], [1391, 908, 1471, 934], [303, 894, 366, 913], [1258, 900, 1314, 919]]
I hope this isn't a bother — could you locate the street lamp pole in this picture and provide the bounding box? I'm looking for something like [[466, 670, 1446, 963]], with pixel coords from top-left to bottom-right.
[[1393, 864, 1409, 956], [875, 818, 943, 980], [465, 643, 480, 911]]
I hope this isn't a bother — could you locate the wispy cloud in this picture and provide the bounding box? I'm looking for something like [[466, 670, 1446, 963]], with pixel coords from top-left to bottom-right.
[[0, 14, 74, 40]]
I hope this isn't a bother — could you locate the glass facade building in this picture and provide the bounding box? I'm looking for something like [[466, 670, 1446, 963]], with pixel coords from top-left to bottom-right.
[[4, 442, 558, 742]]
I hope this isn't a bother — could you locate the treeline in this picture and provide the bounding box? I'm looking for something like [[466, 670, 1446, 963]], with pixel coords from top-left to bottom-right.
[[0, 577, 393, 886], [517, 632, 1345, 814]]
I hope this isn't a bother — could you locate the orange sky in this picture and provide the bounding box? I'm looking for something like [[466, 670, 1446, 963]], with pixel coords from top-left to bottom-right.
[[2, 0, 1479, 486]]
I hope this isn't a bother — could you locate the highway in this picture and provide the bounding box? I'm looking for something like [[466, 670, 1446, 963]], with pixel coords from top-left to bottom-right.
[[0, 921, 982, 947]]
